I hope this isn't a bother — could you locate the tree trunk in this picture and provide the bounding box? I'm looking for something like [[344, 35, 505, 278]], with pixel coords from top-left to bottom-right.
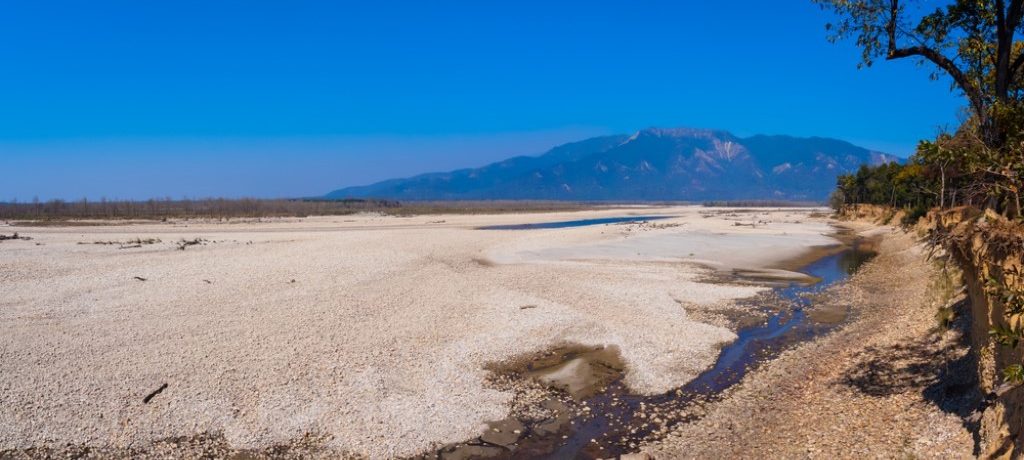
[[940, 165, 946, 209]]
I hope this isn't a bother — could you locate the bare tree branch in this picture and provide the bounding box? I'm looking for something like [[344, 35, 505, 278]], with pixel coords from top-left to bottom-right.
[[1008, 0, 1024, 33], [1007, 0, 1024, 84], [1011, 51, 1024, 77], [884, 0, 986, 120], [888, 46, 987, 115]]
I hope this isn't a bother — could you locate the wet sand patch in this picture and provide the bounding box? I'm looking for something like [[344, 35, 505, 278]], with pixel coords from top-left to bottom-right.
[[424, 345, 625, 459], [493, 344, 626, 400]]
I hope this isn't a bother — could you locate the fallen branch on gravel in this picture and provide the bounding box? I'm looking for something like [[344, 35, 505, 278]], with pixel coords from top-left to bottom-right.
[[133, 276, 147, 282], [80, 238, 161, 249], [0, 232, 31, 242], [142, 383, 168, 403], [465, 437, 512, 451], [176, 238, 207, 250]]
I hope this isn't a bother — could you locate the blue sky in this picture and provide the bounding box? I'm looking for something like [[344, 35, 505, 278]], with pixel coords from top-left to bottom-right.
[[2, 1, 963, 200]]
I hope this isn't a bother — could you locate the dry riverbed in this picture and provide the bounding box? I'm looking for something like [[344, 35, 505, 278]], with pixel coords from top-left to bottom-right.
[[1, 206, 950, 458]]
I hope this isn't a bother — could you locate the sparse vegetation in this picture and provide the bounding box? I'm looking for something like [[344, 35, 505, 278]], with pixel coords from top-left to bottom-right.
[[1004, 364, 1024, 384], [0, 198, 400, 221], [0, 198, 601, 222], [986, 266, 1024, 368], [929, 260, 963, 331]]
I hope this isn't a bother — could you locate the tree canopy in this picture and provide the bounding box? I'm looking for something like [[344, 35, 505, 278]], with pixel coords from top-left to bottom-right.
[[818, 0, 1024, 217], [816, 0, 1024, 146]]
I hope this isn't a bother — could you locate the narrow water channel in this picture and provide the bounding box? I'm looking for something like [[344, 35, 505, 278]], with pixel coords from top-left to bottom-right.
[[430, 232, 878, 460], [477, 215, 673, 230]]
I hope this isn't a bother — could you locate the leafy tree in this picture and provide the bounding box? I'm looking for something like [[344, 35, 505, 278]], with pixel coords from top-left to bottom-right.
[[818, 1, 1024, 385]]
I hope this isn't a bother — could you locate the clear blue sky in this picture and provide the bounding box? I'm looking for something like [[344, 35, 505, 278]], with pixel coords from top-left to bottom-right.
[[2, 1, 963, 201]]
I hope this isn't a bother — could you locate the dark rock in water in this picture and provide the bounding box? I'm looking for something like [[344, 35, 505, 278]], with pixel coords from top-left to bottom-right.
[[325, 127, 900, 201]]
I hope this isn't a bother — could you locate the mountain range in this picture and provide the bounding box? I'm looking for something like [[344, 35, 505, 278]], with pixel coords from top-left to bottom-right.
[[325, 128, 900, 201]]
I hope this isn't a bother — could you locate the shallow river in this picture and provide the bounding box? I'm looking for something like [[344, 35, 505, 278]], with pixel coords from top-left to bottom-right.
[[431, 227, 878, 459]]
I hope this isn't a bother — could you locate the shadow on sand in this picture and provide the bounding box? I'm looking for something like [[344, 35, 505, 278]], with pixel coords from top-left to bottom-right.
[[840, 294, 983, 454]]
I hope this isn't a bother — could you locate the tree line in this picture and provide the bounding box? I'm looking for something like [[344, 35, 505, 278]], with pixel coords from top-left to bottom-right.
[[0, 197, 601, 221], [830, 128, 1023, 220], [0, 198, 401, 220]]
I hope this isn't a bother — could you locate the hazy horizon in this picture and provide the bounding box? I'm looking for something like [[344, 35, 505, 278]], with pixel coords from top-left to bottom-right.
[[4, 127, 916, 202]]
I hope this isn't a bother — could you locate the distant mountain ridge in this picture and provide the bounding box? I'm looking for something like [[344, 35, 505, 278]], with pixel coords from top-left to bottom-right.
[[326, 128, 900, 201]]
